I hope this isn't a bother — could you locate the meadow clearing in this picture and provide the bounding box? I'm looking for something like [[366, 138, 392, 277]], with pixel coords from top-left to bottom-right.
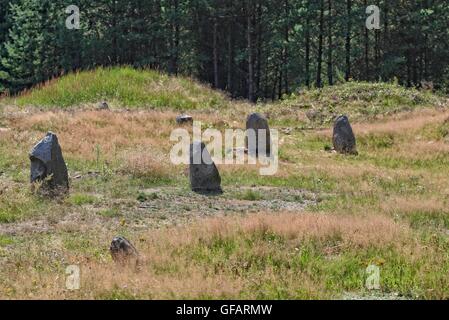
[[0, 67, 448, 299]]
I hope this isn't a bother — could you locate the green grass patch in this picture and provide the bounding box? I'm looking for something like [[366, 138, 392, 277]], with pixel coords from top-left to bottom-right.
[[235, 189, 264, 201], [67, 193, 98, 206], [222, 170, 336, 193], [403, 210, 449, 230], [0, 235, 15, 247], [176, 228, 445, 299], [358, 133, 396, 150], [136, 192, 159, 202], [97, 208, 122, 218], [0, 184, 48, 223], [421, 120, 449, 141]]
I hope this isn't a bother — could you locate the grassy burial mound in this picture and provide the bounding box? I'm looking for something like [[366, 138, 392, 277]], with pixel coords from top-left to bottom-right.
[[0, 68, 449, 299], [4, 67, 229, 110], [264, 81, 446, 128]]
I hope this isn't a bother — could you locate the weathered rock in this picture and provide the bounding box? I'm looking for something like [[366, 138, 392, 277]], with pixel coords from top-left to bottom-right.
[[189, 141, 222, 194], [110, 236, 139, 265], [305, 109, 321, 122], [176, 114, 193, 125], [332, 115, 357, 155], [246, 113, 271, 156], [97, 101, 109, 110], [29, 132, 69, 194]]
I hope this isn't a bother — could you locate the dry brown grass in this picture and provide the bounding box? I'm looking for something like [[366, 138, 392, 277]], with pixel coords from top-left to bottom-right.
[[119, 148, 175, 180], [184, 212, 409, 248], [0, 212, 412, 299], [381, 196, 448, 215], [316, 109, 449, 136], [5, 110, 178, 160], [1, 108, 252, 163]]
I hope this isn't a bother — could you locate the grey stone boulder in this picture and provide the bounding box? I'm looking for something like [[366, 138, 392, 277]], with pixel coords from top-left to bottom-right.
[[97, 101, 109, 110], [332, 115, 357, 155], [189, 141, 222, 194], [176, 114, 193, 125], [246, 113, 271, 156], [29, 132, 69, 194], [110, 236, 139, 265]]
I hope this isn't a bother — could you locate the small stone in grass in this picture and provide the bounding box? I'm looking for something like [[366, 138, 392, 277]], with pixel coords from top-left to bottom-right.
[[176, 114, 193, 125], [97, 101, 109, 110], [110, 236, 139, 265]]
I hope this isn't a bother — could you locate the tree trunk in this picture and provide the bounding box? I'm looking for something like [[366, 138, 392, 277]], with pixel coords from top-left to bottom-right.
[[213, 18, 219, 88], [381, 0, 389, 80], [345, 0, 352, 81], [364, 0, 370, 81], [327, 0, 333, 85], [316, 0, 324, 88], [305, 0, 311, 88], [247, 4, 254, 102], [406, 53, 412, 87], [423, 34, 428, 80], [283, 0, 290, 94], [375, 29, 380, 80], [174, 0, 180, 75], [111, 0, 118, 65], [168, 0, 179, 75], [227, 26, 234, 94], [255, 2, 263, 100]]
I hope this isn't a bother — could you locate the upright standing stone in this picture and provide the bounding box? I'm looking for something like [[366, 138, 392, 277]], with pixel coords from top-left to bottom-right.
[[189, 141, 222, 194], [246, 113, 271, 156], [332, 115, 357, 155], [29, 132, 69, 193]]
